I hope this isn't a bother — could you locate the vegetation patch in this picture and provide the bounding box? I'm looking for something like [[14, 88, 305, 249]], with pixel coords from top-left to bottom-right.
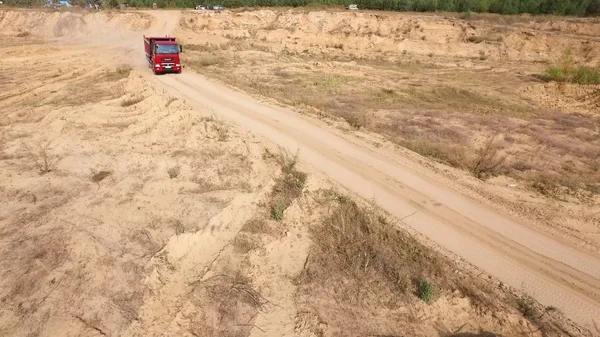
[[542, 49, 600, 84], [297, 195, 450, 301], [187, 55, 222, 68], [186, 272, 265, 336], [544, 65, 600, 84], [265, 148, 307, 221], [418, 279, 433, 303]]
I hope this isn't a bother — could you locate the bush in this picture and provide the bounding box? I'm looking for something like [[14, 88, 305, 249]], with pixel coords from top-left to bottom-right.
[[419, 279, 433, 303], [516, 295, 537, 321], [544, 65, 600, 84], [543, 49, 600, 84], [571, 66, 600, 84]]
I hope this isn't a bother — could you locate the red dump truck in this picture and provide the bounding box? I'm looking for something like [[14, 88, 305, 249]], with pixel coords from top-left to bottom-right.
[[143, 35, 182, 75]]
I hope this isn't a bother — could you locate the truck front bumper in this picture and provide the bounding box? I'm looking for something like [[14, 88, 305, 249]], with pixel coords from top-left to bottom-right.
[[154, 63, 182, 73]]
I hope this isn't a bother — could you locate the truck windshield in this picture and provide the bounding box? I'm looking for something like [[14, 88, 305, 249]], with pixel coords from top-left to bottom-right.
[[155, 44, 179, 54]]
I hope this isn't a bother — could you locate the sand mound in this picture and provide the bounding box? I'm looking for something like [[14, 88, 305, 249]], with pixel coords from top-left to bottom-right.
[[0, 9, 154, 44], [176, 9, 600, 64]]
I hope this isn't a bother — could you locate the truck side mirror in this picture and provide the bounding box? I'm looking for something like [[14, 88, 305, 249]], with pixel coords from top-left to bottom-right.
[[179, 45, 183, 53]]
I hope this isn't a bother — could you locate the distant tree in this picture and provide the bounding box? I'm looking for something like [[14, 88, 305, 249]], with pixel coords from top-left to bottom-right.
[[566, 0, 592, 15], [587, 0, 600, 15], [471, 0, 490, 12], [500, 0, 519, 13], [519, 0, 541, 14], [539, 0, 568, 15]]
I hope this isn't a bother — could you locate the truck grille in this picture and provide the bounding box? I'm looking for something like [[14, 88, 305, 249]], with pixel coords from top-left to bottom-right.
[[161, 63, 175, 67]]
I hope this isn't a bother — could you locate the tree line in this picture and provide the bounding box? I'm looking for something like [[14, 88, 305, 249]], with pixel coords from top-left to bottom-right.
[[5, 0, 599, 16]]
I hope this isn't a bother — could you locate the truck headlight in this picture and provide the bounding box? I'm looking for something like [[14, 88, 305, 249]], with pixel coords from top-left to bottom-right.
[[176, 64, 181, 67]]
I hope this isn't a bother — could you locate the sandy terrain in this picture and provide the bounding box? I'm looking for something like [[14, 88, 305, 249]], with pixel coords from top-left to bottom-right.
[[1, 7, 599, 337]]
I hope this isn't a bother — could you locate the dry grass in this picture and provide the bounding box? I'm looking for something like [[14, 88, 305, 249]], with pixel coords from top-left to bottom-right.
[[470, 136, 506, 180], [240, 218, 270, 234], [233, 233, 263, 254], [51, 67, 129, 106], [15, 31, 31, 38], [232, 148, 306, 254], [91, 170, 112, 183], [296, 195, 449, 299], [187, 272, 265, 336], [187, 55, 222, 68], [293, 193, 510, 335], [294, 191, 577, 336], [23, 141, 59, 175], [104, 65, 132, 81], [264, 148, 307, 221], [202, 115, 231, 141], [199, 51, 598, 198], [167, 165, 180, 179]]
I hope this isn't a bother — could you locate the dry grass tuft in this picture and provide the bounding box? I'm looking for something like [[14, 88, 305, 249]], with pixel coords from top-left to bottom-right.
[[104, 65, 132, 82], [187, 272, 265, 336], [168, 165, 180, 179], [516, 295, 537, 322], [240, 218, 270, 234], [23, 142, 59, 175], [233, 233, 262, 254], [470, 136, 506, 180], [91, 170, 112, 183]]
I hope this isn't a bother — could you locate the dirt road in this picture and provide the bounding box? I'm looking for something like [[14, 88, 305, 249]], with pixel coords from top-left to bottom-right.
[[110, 11, 600, 330]]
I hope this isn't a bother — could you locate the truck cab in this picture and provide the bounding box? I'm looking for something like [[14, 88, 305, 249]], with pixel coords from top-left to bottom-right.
[[144, 36, 182, 75]]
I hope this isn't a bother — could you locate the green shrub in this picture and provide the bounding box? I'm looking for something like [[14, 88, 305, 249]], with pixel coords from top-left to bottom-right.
[[516, 295, 537, 321], [543, 66, 567, 82], [571, 66, 600, 84], [543, 49, 600, 84], [544, 65, 600, 84], [419, 279, 433, 303], [270, 202, 285, 221]]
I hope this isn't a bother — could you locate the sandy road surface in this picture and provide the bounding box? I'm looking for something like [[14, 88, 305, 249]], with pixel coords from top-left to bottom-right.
[[23, 9, 599, 332]]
